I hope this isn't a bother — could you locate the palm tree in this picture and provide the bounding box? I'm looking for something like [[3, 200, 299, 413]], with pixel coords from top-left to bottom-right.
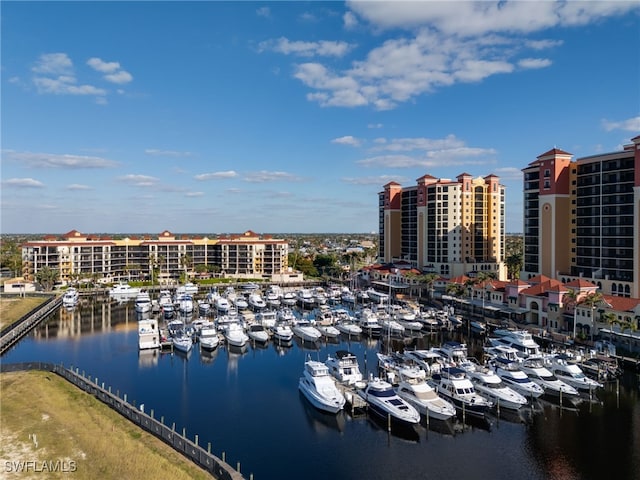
[[563, 288, 580, 340], [35, 266, 59, 292], [475, 272, 496, 321], [419, 273, 439, 303], [582, 291, 604, 342], [599, 311, 618, 343], [505, 252, 523, 281], [180, 253, 193, 280]]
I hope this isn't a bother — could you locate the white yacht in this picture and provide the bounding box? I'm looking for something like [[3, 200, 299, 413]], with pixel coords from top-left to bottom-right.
[[358, 376, 420, 426], [401, 349, 445, 377], [335, 321, 362, 337], [429, 367, 493, 417], [265, 286, 282, 308], [214, 295, 231, 314], [199, 324, 220, 351], [138, 318, 160, 350], [395, 366, 456, 421], [271, 322, 294, 343], [519, 356, 581, 401], [134, 291, 152, 313], [545, 354, 603, 392], [487, 329, 542, 359], [317, 324, 341, 339], [247, 324, 270, 344], [296, 289, 315, 309], [281, 291, 297, 307], [364, 288, 389, 305], [292, 319, 322, 343], [459, 358, 528, 410], [354, 308, 382, 337], [224, 322, 249, 348], [248, 293, 267, 311], [255, 310, 277, 329], [177, 294, 194, 314], [490, 357, 544, 399], [176, 282, 198, 295], [433, 341, 468, 366], [325, 350, 364, 386], [62, 287, 79, 306], [298, 359, 346, 414], [197, 300, 212, 316], [109, 282, 141, 297], [233, 295, 249, 311], [172, 333, 193, 354]]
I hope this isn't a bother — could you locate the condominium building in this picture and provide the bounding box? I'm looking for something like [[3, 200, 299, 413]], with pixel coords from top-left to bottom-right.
[[522, 136, 640, 298], [21, 229, 289, 283], [379, 173, 507, 279]]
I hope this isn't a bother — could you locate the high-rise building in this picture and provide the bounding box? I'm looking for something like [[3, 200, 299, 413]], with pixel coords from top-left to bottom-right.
[[379, 173, 506, 279], [522, 136, 640, 297]]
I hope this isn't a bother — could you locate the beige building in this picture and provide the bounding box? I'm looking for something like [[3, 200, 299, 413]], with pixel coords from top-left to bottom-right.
[[522, 136, 640, 298], [379, 173, 507, 279], [21, 229, 289, 284]]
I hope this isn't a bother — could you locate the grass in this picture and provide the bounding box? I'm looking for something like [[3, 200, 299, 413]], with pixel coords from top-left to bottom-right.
[[0, 296, 49, 331], [0, 370, 215, 479]]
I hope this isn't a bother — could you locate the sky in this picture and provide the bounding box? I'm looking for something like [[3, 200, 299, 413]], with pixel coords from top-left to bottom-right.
[[1, 1, 639, 235]]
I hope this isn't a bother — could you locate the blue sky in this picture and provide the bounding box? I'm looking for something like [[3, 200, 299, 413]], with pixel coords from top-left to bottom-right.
[[2, 1, 639, 235]]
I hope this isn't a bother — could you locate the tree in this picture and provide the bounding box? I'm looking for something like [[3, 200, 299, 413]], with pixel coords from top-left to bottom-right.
[[180, 253, 193, 279], [505, 252, 523, 281], [599, 311, 618, 343], [582, 291, 604, 342], [415, 273, 438, 302], [563, 288, 580, 340], [35, 266, 59, 292], [475, 272, 496, 320], [0, 239, 23, 277]]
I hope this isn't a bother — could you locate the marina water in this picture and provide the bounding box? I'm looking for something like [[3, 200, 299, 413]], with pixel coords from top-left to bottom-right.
[[3, 296, 639, 480]]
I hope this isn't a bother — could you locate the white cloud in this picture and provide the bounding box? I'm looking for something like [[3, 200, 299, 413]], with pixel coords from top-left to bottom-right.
[[342, 175, 409, 185], [185, 191, 205, 197], [66, 184, 92, 191], [493, 167, 523, 181], [4, 151, 118, 168], [256, 6, 270, 18], [368, 123, 383, 129], [526, 39, 564, 50], [602, 116, 640, 132], [33, 76, 107, 96], [87, 57, 133, 84], [331, 135, 362, 147], [118, 174, 159, 187], [87, 57, 121, 73], [194, 171, 238, 181], [518, 58, 552, 69], [259, 37, 355, 57], [146, 149, 193, 157], [243, 171, 303, 183], [32, 53, 73, 75], [343, 11, 358, 29], [2, 178, 45, 188]]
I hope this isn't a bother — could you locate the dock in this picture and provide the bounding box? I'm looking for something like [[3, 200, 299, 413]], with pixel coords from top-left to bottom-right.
[[336, 383, 368, 414]]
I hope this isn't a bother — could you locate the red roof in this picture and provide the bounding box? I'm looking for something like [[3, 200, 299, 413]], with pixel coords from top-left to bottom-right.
[[602, 295, 640, 312], [565, 279, 599, 289], [537, 148, 572, 158]]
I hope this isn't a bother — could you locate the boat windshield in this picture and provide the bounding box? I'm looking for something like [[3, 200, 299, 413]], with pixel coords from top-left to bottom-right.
[[369, 388, 395, 398]]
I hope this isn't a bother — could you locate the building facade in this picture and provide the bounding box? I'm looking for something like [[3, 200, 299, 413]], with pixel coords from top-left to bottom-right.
[[21, 229, 289, 284], [522, 136, 640, 298], [379, 173, 507, 280]]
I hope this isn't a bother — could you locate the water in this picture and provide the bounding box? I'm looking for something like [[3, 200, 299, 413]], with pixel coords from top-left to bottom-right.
[[3, 297, 639, 480]]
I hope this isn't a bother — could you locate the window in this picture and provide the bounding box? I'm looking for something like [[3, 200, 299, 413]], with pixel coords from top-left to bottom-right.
[[544, 169, 550, 177], [543, 180, 550, 189]]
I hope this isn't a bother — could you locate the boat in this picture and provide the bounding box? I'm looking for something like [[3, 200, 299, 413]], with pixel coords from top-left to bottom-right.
[[62, 287, 79, 306], [162, 302, 175, 319], [312, 287, 328, 306], [469, 320, 487, 335], [429, 367, 493, 417], [490, 357, 545, 399], [199, 324, 220, 351], [214, 295, 231, 314], [172, 333, 193, 354], [358, 376, 420, 426], [379, 318, 405, 336], [325, 350, 364, 386], [277, 307, 296, 324], [487, 329, 542, 359], [519, 356, 581, 401], [545, 354, 603, 393], [317, 324, 341, 339], [233, 295, 249, 311], [292, 319, 322, 343], [248, 293, 267, 311], [255, 309, 277, 329], [138, 318, 160, 350], [224, 322, 249, 348], [459, 358, 528, 410], [134, 291, 152, 313], [281, 291, 297, 307], [271, 322, 294, 343], [296, 289, 315, 309], [433, 341, 468, 366], [109, 282, 141, 297], [265, 285, 282, 307], [401, 349, 446, 377], [364, 288, 389, 305], [247, 324, 270, 344], [298, 359, 346, 414], [395, 366, 456, 421], [176, 282, 198, 295], [354, 308, 382, 337], [197, 300, 212, 316], [177, 294, 194, 314], [335, 321, 362, 337]]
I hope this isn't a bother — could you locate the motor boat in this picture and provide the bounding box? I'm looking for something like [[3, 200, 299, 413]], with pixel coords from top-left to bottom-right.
[[487, 329, 542, 359], [429, 367, 493, 417], [197, 300, 211, 316], [395, 366, 456, 421], [247, 324, 270, 344], [109, 282, 141, 297], [248, 293, 267, 311], [545, 354, 603, 392], [490, 357, 544, 399], [433, 341, 468, 366], [199, 324, 220, 351], [177, 294, 194, 314], [138, 318, 160, 350], [458, 358, 528, 410], [335, 321, 362, 337], [255, 310, 277, 329], [296, 289, 315, 309], [224, 322, 249, 348], [176, 282, 198, 295], [325, 350, 364, 386], [292, 319, 322, 343], [401, 349, 445, 377], [172, 333, 193, 354], [214, 295, 231, 314], [233, 295, 249, 311], [317, 324, 341, 339], [271, 322, 294, 343], [354, 308, 382, 337], [358, 376, 420, 426], [519, 356, 581, 401], [281, 291, 297, 307], [62, 287, 79, 306], [298, 359, 346, 414], [134, 291, 152, 313]]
